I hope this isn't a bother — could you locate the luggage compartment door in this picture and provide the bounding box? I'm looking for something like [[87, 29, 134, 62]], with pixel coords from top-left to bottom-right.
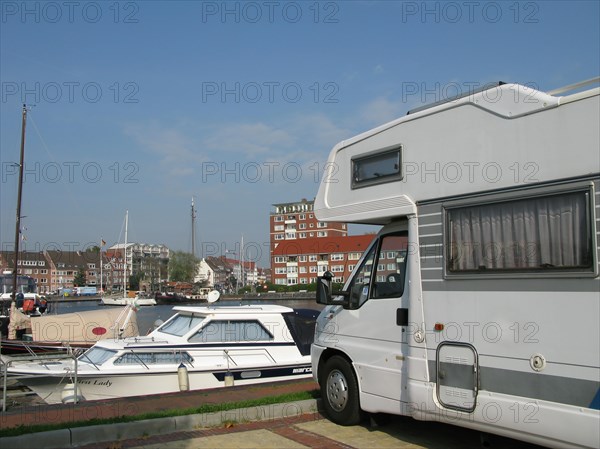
[[436, 342, 478, 412]]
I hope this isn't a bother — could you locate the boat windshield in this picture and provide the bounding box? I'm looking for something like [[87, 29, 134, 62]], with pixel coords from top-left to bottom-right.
[[158, 313, 205, 337], [78, 347, 117, 365]]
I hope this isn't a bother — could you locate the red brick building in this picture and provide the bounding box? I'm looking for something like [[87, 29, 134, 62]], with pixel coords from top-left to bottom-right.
[[270, 199, 351, 284], [271, 234, 374, 286]]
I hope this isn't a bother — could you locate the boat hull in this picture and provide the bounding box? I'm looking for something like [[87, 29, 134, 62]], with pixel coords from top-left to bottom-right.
[[14, 363, 312, 404]]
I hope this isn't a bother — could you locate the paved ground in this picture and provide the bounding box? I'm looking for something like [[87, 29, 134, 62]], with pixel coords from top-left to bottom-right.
[[77, 410, 542, 449], [1, 379, 543, 449]]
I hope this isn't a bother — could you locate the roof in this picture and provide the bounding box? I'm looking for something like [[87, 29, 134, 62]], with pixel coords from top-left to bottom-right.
[[272, 234, 375, 256], [172, 304, 294, 315]]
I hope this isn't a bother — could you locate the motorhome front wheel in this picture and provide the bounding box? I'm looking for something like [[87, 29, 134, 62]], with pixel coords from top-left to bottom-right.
[[321, 355, 362, 425]]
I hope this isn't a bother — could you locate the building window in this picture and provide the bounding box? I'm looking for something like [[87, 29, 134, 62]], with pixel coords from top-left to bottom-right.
[[299, 266, 307, 273], [299, 255, 307, 262], [331, 265, 344, 273], [299, 223, 306, 229], [309, 255, 317, 262], [446, 189, 594, 274], [331, 253, 344, 261], [317, 222, 326, 228], [274, 256, 286, 263], [299, 214, 306, 220], [275, 234, 285, 240], [309, 266, 318, 273], [274, 225, 284, 231], [274, 216, 283, 222], [317, 231, 328, 237]]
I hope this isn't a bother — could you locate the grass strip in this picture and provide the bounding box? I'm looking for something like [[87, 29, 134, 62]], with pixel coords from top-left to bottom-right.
[[0, 389, 320, 438]]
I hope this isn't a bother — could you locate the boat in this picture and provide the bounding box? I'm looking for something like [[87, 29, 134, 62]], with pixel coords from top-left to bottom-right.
[[0, 305, 139, 355], [100, 212, 156, 307], [5, 300, 319, 404], [101, 292, 156, 307]]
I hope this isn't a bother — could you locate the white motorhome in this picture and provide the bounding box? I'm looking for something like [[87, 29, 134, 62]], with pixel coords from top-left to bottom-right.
[[311, 78, 600, 449]]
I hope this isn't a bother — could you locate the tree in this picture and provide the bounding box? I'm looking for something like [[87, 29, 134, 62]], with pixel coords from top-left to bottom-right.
[[130, 272, 142, 291], [168, 251, 199, 282], [74, 268, 86, 286]]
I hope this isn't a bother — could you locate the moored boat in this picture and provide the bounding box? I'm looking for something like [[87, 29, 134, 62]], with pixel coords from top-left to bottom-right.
[[6, 303, 319, 404]]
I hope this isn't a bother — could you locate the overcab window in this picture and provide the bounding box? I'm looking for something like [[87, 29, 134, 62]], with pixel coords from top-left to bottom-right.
[[446, 189, 594, 274], [352, 146, 402, 189]]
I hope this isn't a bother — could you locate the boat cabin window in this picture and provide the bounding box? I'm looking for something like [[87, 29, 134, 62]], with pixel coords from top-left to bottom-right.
[[158, 313, 205, 337], [78, 347, 117, 365], [346, 233, 408, 307], [446, 189, 594, 274], [114, 351, 193, 365], [188, 320, 274, 343]]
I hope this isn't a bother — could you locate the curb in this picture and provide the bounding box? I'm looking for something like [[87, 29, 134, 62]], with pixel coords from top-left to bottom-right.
[[1, 399, 321, 449]]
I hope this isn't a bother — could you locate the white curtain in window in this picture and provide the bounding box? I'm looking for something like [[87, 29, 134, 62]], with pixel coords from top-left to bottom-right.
[[448, 191, 590, 271]]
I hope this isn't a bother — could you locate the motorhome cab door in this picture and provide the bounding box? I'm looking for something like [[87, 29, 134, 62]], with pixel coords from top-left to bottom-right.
[[334, 226, 410, 408]]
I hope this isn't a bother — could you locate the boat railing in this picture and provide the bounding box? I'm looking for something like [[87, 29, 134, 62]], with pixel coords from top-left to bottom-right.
[[125, 336, 170, 346], [1, 344, 81, 411]]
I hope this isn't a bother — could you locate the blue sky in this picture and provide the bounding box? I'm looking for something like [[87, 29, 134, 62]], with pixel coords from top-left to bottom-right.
[[1, 1, 599, 267]]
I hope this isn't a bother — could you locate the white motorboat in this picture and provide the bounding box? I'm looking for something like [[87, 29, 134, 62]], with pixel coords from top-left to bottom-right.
[[6, 303, 318, 404], [100, 294, 156, 307]]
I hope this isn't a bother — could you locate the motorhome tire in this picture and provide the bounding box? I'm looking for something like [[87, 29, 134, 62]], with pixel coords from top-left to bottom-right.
[[321, 355, 362, 425]]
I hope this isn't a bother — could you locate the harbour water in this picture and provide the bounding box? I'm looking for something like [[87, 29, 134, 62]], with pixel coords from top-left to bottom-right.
[[46, 298, 324, 335]]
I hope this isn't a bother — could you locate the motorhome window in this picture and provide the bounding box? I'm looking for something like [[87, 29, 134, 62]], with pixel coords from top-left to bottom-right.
[[346, 233, 408, 306], [188, 320, 273, 343], [78, 347, 117, 365], [447, 190, 593, 273], [158, 314, 205, 336], [351, 147, 402, 189], [114, 351, 193, 365], [372, 236, 408, 299]]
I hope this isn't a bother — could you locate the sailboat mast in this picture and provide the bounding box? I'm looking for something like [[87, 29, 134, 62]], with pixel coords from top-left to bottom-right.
[[11, 104, 27, 305], [123, 210, 128, 299], [191, 197, 196, 258]]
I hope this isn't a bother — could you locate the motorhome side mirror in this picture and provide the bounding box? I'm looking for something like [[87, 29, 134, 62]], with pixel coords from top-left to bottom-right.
[[316, 271, 333, 304], [317, 271, 350, 306]]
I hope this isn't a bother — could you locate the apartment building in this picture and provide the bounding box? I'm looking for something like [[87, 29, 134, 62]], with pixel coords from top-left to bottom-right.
[[105, 243, 169, 292], [270, 198, 349, 282], [271, 234, 374, 286], [0, 251, 51, 293], [0, 242, 168, 294]]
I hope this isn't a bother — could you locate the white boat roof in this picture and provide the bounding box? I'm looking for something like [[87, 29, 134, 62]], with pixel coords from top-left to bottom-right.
[[171, 304, 295, 315]]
